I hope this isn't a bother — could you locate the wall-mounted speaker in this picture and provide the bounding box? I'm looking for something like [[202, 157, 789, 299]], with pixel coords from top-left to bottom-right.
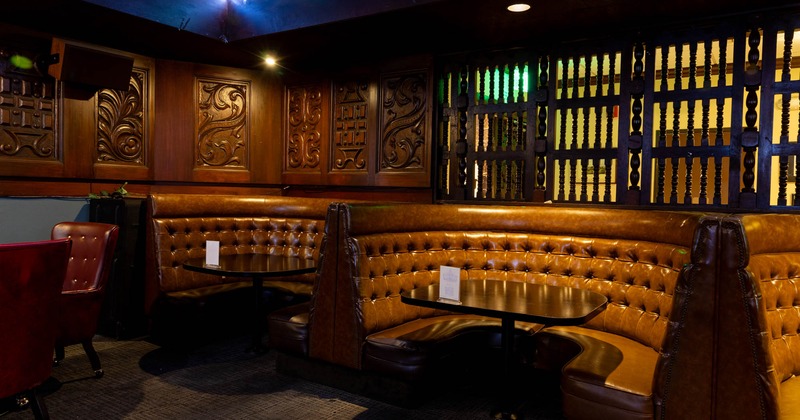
[[48, 38, 134, 91]]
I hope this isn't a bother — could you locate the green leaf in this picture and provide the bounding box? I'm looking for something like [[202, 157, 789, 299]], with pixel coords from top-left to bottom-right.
[[115, 181, 128, 196]]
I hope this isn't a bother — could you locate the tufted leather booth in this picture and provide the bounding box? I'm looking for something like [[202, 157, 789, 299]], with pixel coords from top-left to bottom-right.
[[144, 193, 334, 319], [270, 202, 728, 418], [707, 213, 800, 420]]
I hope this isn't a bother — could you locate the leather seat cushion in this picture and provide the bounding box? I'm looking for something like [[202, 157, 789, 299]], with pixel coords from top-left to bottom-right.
[[364, 314, 541, 381], [538, 325, 658, 420], [781, 375, 800, 418], [268, 303, 311, 355]]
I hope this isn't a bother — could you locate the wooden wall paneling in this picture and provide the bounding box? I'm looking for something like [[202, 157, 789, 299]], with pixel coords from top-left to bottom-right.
[[374, 67, 433, 187], [61, 84, 95, 179], [283, 185, 433, 202], [282, 81, 330, 185], [153, 59, 195, 181], [0, 180, 89, 197], [191, 74, 251, 183], [146, 184, 283, 196], [93, 55, 155, 181], [190, 64, 262, 184], [326, 78, 375, 186], [249, 70, 284, 184], [0, 44, 64, 178]]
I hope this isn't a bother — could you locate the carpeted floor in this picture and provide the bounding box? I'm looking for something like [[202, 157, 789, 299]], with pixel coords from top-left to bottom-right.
[[1, 330, 565, 420]]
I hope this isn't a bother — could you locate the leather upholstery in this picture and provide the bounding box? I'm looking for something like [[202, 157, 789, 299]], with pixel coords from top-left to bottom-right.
[[312, 203, 699, 372], [0, 238, 71, 419], [52, 222, 120, 347], [712, 214, 800, 420], [267, 302, 311, 355], [364, 315, 541, 382], [544, 326, 656, 419], [144, 194, 333, 315], [292, 202, 724, 420], [279, 204, 800, 419]]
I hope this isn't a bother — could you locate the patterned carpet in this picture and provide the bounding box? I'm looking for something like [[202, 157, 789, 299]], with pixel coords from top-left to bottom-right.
[[1, 333, 564, 420]]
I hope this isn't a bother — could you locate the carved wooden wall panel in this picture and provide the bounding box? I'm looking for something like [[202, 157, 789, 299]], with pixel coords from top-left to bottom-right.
[[332, 80, 369, 173], [0, 55, 58, 165], [194, 77, 249, 169], [97, 68, 146, 165], [283, 67, 431, 187], [376, 70, 430, 186], [286, 83, 324, 174], [379, 72, 427, 172]]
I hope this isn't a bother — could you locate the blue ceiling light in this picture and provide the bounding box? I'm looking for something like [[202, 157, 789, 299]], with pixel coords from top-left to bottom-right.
[[82, 0, 447, 43]]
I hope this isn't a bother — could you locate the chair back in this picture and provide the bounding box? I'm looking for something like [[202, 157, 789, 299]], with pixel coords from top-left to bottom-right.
[[0, 238, 71, 398], [51, 222, 119, 293]]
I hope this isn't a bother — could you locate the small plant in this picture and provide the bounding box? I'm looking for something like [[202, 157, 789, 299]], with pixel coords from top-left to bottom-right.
[[89, 182, 128, 199]]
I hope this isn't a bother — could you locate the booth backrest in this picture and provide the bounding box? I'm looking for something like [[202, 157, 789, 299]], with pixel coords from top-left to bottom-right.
[[145, 193, 333, 314], [710, 213, 800, 419], [309, 203, 704, 370]]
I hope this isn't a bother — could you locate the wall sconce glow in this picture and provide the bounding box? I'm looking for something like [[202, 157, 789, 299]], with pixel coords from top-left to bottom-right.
[[507, 3, 531, 12], [264, 55, 277, 67]]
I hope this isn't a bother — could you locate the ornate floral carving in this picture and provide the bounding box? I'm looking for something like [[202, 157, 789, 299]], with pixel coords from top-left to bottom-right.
[[332, 81, 368, 171], [287, 85, 322, 170], [97, 69, 145, 164], [381, 73, 426, 171], [196, 79, 248, 168]]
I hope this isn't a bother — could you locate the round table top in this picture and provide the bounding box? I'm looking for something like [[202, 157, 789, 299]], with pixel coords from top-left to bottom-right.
[[183, 254, 316, 277], [401, 279, 608, 325]]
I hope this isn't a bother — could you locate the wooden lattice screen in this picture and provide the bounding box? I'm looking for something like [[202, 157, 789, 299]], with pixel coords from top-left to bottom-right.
[[436, 7, 800, 210]]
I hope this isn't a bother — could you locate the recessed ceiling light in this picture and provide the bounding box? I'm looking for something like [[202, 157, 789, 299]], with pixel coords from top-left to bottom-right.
[[507, 3, 531, 12]]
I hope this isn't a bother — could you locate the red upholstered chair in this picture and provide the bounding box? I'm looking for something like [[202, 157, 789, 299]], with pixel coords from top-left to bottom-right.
[[0, 238, 71, 420], [51, 222, 119, 378]]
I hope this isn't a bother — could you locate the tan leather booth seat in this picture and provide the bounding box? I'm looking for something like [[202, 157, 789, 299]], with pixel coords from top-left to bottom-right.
[[713, 214, 800, 420], [269, 202, 728, 418], [144, 193, 334, 318]]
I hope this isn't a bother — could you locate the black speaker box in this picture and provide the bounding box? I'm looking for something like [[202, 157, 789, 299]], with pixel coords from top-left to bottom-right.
[[48, 38, 133, 91]]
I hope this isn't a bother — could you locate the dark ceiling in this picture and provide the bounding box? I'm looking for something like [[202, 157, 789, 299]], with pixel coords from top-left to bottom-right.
[[3, 0, 800, 71], [81, 0, 447, 43]]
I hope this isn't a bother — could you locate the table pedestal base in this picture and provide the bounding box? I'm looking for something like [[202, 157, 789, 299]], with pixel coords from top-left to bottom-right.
[[247, 276, 268, 354], [489, 317, 526, 419]]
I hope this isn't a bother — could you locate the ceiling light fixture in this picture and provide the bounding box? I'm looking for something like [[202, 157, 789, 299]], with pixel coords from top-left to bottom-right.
[[264, 55, 277, 67], [507, 3, 531, 12]]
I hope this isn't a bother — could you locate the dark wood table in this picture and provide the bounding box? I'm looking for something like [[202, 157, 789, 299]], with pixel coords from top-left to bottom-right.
[[183, 254, 316, 353], [401, 279, 608, 419]]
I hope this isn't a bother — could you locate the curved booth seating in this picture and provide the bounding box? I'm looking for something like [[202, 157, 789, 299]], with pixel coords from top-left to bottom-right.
[[269, 202, 726, 416], [0, 239, 71, 420], [51, 222, 120, 378], [144, 193, 335, 341], [710, 214, 800, 419]]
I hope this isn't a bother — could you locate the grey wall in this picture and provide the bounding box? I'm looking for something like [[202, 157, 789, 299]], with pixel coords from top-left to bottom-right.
[[0, 197, 90, 243]]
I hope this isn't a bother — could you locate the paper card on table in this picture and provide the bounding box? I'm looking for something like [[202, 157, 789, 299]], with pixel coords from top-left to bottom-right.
[[205, 240, 220, 267], [438, 265, 461, 304]]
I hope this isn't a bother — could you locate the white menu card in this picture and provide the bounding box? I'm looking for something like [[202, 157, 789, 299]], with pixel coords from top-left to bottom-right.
[[438, 265, 462, 304], [205, 240, 220, 267]]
